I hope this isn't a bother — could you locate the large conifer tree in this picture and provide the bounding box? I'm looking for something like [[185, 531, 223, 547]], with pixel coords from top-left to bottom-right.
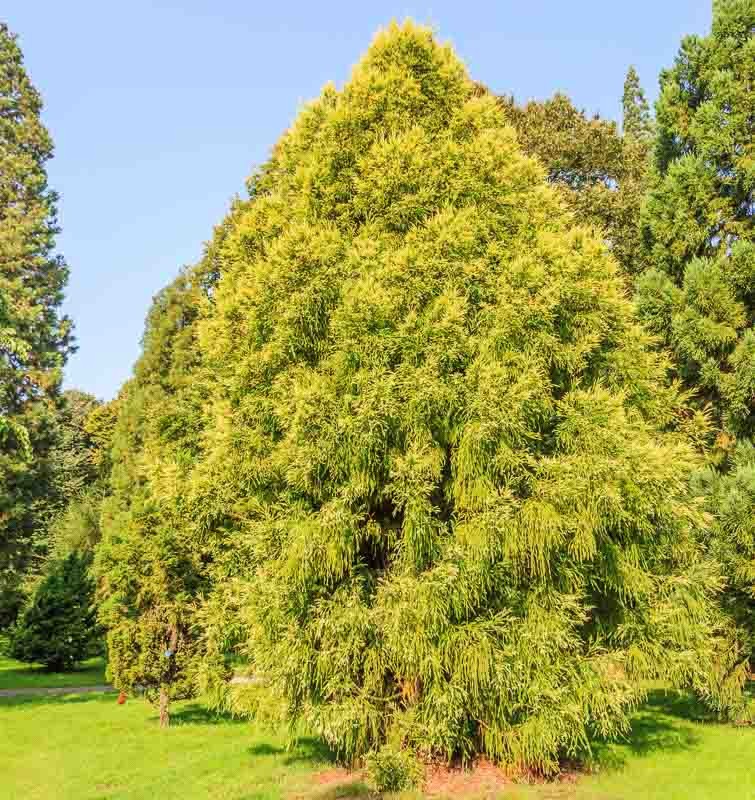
[[94, 212, 237, 726], [0, 24, 73, 621], [635, 0, 754, 659], [190, 23, 745, 771]]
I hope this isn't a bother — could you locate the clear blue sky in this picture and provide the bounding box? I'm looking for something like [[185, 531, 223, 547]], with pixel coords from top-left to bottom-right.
[[5, 1, 713, 400]]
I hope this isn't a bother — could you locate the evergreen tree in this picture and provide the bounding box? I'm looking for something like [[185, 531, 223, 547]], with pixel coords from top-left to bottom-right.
[[8, 550, 100, 671], [47, 392, 117, 559], [46, 391, 100, 511], [191, 22, 745, 771], [0, 23, 73, 619], [94, 214, 234, 726], [622, 65, 653, 141], [635, 0, 754, 659], [636, 0, 753, 439]]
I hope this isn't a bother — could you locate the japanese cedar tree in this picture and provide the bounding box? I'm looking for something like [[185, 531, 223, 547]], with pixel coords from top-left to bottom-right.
[[190, 23, 744, 769]]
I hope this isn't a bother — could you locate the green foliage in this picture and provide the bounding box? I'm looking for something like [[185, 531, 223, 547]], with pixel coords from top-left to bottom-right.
[[94, 215, 235, 709], [636, 243, 754, 438], [47, 391, 100, 504], [187, 22, 745, 773], [502, 90, 650, 276], [636, 0, 754, 439], [0, 23, 73, 617], [635, 0, 754, 656], [693, 440, 755, 659], [8, 551, 101, 671], [622, 65, 654, 141], [46, 393, 119, 560], [0, 399, 60, 621], [83, 398, 120, 479], [366, 744, 423, 792]]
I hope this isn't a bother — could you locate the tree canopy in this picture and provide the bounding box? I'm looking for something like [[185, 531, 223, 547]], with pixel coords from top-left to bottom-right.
[[502, 90, 650, 276], [636, 0, 754, 661]]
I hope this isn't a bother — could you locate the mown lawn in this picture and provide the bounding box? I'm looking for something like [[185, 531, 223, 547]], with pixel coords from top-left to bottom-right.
[[0, 636, 107, 691], [503, 687, 755, 800], [0, 692, 334, 800], [1, 685, 753, 799]]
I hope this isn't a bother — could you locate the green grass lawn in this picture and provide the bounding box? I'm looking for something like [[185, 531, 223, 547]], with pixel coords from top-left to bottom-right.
[[501, 687, 755, 800], [0, 692, 335, 800], [1, 686, 752, 799], [0, 637, 107, 691]]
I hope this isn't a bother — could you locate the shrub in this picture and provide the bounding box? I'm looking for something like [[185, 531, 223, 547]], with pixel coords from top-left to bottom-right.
[[9, 551, 101, 670], [367, 745, 423, 792]]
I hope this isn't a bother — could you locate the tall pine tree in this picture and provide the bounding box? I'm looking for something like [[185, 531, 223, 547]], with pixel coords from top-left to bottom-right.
[[189, 22, 746, 771], [0, 24, 73, 622]]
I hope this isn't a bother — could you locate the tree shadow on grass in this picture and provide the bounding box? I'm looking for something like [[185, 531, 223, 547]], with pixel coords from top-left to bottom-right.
[[248, 741, 282, 757], [156, 702, 248, 726], [247, 735, 337, 766], [589, 688, 702, 772], [285, 736, 338, 765], [300, 782, 377, 800], [641, 688, 717, 723]]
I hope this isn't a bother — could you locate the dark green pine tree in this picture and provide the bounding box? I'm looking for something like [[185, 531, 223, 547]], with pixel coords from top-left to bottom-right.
[[635, 0, 754, 659], [8, 550, 101, 671], [0, 24, 73, 623], [190, 22, 746, 772]]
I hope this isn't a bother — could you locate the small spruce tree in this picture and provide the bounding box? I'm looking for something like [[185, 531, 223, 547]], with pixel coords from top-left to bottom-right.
[[9, 551, 100, 671]]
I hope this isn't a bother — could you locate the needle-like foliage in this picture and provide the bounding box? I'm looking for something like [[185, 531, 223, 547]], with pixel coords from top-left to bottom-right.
[[634, 0, 754, 659], [0, 23, 73, 624], [636, 0, 754, 440], [187, 22, 746, 771], [94, 251, 221, 722]]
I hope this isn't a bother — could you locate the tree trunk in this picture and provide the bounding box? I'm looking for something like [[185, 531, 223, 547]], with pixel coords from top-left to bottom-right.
[[159, 687, 169, 728]]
